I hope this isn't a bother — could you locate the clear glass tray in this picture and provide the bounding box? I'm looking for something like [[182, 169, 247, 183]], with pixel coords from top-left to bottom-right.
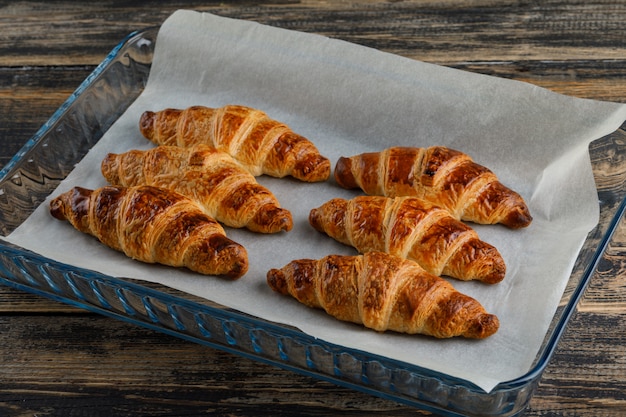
[[1, 28, 625, 417]]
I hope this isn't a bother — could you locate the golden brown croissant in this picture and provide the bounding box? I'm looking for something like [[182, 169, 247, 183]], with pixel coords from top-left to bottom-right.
[[267, 252, 499, 339], [139, 105, 331, 182], [101, 145, 293, 234], [49, 185, 248, 279], [309, 196, 505, 284], [334, 146, 532, 229]]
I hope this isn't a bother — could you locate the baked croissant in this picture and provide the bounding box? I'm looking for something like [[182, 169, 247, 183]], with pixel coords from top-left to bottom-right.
[[309, 196, 505, 284], [49, 185, 248, 279], [267, 252, 499, 339], [139, 104, 331, 182], [101, 145, 293, 233], [334, 146, 532, 229]]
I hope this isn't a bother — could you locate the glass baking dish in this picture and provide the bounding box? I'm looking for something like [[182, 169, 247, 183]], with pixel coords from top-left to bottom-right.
[[1, 28, 624, 417]]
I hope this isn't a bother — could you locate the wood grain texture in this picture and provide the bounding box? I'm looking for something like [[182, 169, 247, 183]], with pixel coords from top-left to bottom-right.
[[1, 1, 626, 416]]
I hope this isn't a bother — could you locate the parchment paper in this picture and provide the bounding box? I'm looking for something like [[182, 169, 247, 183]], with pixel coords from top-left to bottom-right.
[[6, 10, 626, 392]]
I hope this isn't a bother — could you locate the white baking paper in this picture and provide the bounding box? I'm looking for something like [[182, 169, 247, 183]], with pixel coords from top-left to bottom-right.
[[6, 10, 626, 392]]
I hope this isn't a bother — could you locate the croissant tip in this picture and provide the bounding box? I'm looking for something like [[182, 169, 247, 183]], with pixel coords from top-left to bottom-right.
[[313, 158, 332, 182], [465, 313, 500, 339], [100, 153, 118, 182], [482, 272, 506, 285], [224, 259, 249, 280], [250, 206, 293, 233], [139, 110, 156, 138], [279, 215, 294, 233], [308, 208, 323, 231], [333, 157, 358, 189], [294, 155, 332, 182], [53, 186, 93, 219], [49, 196, 66, 220], [503, 207, 533, 229], [481, 258, 507, 284], [222, 241, 250, 279], [185, 233, 249, 279], [266, 268, 288, 294]]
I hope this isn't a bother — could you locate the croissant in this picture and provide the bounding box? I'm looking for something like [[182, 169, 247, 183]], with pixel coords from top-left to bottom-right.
[[309, 196, 505, 284], [267, 252, 499, 338], [101, 145, 293, 233], [334, 146, 532, 229], [49, 185, 249, 279], [139, 105, 331, 182]]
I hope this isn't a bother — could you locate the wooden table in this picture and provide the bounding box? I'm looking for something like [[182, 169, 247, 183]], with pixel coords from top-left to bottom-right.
[[1, 2, 625, 416]]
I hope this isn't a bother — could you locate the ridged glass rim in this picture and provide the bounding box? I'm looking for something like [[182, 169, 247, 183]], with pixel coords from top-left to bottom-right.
[[0, 30, 145, 181]]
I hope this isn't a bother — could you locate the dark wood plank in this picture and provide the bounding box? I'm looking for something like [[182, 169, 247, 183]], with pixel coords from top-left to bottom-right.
[[2, 1, 626, 66], [0, 304, 624, 416], [0, 315, 420, 417], [0, 66, 94, 167]]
